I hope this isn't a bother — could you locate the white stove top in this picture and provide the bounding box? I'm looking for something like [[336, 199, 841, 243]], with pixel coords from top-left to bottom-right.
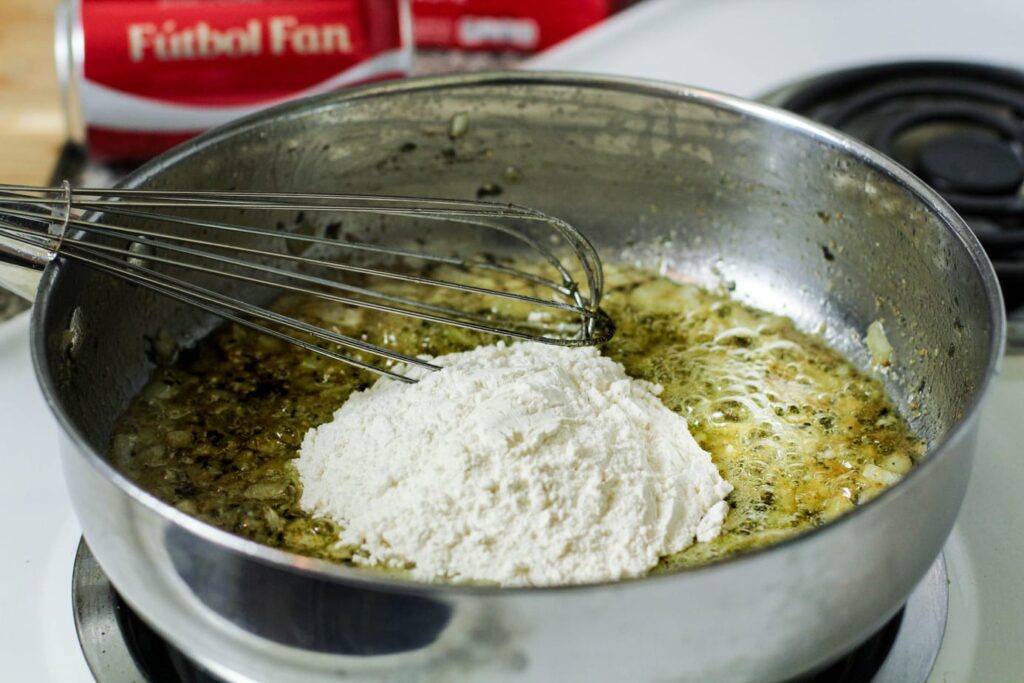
[[528, 0, 1024, 99], [1, 313, 90, 682], [4, 1, 1024, 679]]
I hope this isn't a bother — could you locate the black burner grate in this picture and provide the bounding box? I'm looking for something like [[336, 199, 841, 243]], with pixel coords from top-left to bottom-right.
[[765, 61, 1024, 313], [110, 591, 219, 682]]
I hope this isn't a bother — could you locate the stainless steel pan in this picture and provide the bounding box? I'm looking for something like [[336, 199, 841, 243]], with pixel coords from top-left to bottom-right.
[[21, 73, 1004, 682]]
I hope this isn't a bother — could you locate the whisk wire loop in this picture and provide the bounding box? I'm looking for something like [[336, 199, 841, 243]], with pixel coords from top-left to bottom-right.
[[0, 183, 612, 379]]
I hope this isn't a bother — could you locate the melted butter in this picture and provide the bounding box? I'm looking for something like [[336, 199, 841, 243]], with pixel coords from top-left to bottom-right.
[[109, 263, 922, 575]]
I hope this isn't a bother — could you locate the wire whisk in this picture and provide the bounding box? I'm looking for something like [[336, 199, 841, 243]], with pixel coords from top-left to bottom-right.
[[0, 182, 612, 381]]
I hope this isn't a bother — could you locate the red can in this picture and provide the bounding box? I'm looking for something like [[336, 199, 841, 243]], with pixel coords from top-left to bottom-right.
[[55, 0, 412, 161]]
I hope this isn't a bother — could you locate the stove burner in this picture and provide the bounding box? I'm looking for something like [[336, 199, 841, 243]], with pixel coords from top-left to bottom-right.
[[114, 592, 218, 683], [917, 132, 1024, 197], [71, 540, 948, 683], [762, 61, 1024, 322]]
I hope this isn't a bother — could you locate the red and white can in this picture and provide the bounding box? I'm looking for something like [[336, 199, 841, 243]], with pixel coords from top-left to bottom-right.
[[55, 0, 412, 161]]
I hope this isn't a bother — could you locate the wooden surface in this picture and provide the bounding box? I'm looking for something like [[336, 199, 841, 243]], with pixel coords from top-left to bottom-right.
[[0, 0, 64, 186]]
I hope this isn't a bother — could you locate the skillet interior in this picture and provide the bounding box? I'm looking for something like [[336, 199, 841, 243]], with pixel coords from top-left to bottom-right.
[[40, 78, 997, 467]]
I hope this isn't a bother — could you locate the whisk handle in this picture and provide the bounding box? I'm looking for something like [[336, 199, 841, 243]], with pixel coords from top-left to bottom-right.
[[0, 180, 69, 301], [0, 238, 46, 301]]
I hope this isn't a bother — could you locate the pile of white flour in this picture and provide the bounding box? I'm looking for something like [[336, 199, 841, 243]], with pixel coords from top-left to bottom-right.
[[296, 342, 732, 586]]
